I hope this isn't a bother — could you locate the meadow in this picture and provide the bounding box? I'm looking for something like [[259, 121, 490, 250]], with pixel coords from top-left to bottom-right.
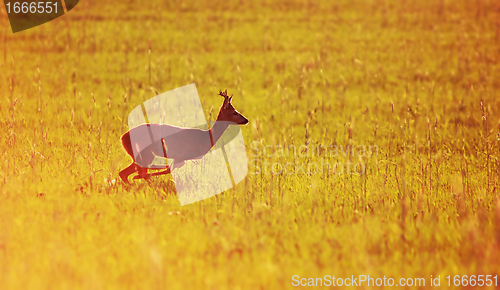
[[0, 0, 499, 288]]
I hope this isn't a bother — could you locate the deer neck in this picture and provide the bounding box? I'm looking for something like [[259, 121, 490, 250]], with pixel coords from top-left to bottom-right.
[[208, 119, 230, 147]]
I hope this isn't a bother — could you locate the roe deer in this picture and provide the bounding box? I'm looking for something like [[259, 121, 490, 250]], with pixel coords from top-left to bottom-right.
[[119, 89, 249, 183]]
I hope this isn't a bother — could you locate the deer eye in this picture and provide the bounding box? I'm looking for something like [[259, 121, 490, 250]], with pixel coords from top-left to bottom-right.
[[233, 112, 238, 115]]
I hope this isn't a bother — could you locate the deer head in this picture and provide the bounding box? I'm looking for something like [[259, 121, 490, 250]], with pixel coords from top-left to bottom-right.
[[216, 89, 249, 125]]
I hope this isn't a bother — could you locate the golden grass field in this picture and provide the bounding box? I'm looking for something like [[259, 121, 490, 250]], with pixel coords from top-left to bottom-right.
[[0, 0, 499, 288]]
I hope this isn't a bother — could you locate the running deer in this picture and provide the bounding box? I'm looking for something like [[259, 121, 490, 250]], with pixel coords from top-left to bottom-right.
[[119, 89, 249, 183]]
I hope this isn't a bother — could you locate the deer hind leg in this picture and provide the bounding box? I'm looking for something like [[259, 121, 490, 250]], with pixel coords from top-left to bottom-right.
[[136, 166, 150, 180], [133, 166, 172, 180], [148, 166, 172, 177], [119, 162, 139, 184]]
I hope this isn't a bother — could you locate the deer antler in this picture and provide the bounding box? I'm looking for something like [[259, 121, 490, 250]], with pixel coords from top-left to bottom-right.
[[219, 89, 229, 98], [219, 89, 234, 104]]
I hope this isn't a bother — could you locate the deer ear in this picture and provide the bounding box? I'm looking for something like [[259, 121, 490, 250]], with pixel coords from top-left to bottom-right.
[[229, 96, 233, 103]]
